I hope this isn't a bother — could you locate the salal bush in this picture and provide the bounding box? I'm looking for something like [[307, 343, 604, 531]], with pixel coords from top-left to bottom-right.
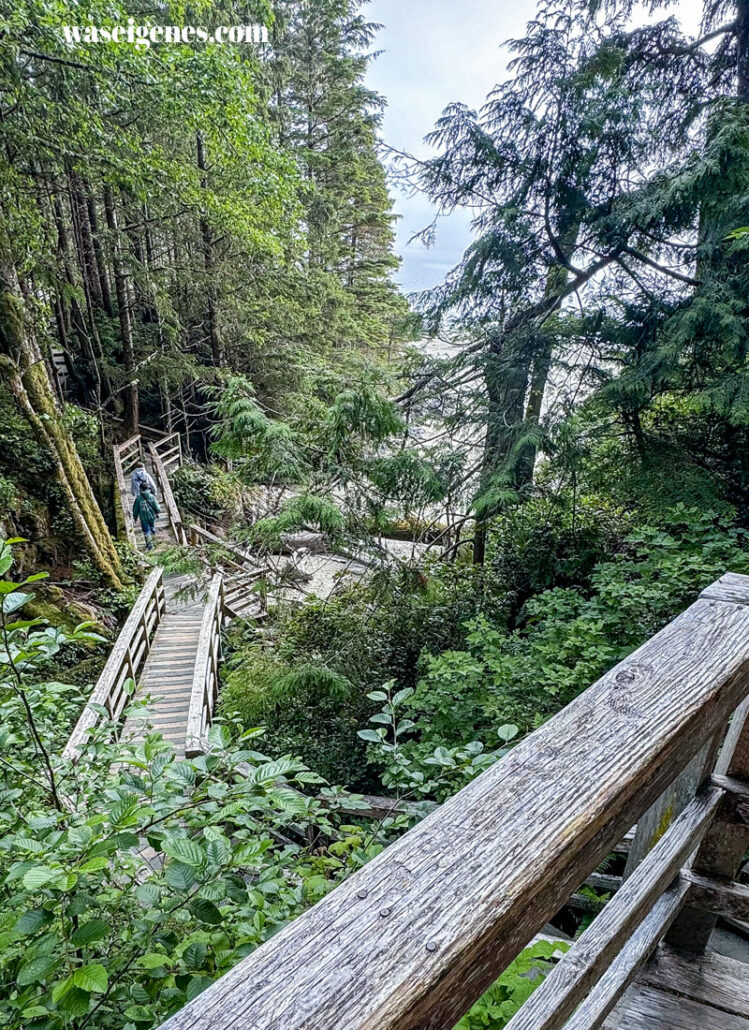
[[0, 539, 373, 1030]]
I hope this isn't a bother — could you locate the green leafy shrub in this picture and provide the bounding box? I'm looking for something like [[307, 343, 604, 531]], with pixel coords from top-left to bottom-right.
[[220, 655, 365, 786], [402, 508, 749, 758], [250, 493, 345, 550], [0, 538, 376, 1030], [170, 461, 244, 527], [454, 940, 568, 1029]]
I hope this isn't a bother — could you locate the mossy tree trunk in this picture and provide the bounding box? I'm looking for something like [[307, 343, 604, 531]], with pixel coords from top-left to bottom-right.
[[0, 259, 124, 590]]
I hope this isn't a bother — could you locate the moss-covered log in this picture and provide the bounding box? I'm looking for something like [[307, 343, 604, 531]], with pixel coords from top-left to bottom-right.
[[0, 273, 124, 590]]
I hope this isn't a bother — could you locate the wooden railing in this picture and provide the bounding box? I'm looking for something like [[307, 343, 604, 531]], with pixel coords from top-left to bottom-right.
[[113, 434, 142, 547], [188, 523, 265, 618], [184, 573, 225, 758], [151, 431, 182, 476], [62, 567, 166, 764], [148, 441, 188, 546], [157, 573, 749, 1030]]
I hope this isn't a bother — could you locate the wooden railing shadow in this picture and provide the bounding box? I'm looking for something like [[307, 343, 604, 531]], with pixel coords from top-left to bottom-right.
[[156, 573, 749, 1030]]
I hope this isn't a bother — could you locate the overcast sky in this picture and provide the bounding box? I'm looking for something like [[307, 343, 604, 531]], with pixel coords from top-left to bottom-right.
[[365, 0, 704, 296]]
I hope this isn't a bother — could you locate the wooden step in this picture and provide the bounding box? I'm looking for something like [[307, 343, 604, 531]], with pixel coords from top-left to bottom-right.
[[603, 946, 749, 1029]]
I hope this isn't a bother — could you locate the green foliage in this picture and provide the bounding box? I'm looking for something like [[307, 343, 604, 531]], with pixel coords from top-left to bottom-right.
[[0, 537, 378, 1030], [210, 376, 306, 482], [170, 461, 244, 527], [454, 940, 569, 1029], [250, 493, 345, 550], [221, 656, 365, 786], [358, 681, 511, 803], [401, 508, 749, 759]]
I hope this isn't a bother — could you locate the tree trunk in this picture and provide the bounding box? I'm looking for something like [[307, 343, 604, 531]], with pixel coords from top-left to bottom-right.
[[104, 185, 139, 433], [196, 132, 223, 368], [0, 258, 124, 589], [86, 190, 114, 317], [472, 333, 532, 564], [738, 0, 749, 102]]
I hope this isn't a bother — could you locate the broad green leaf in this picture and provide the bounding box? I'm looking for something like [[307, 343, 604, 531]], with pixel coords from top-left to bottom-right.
[[163, 837, 205, 868], [3, 591, 33, 614], [124, 1005, 154, 1023], [137, 952, 168, 969], [136, 882, 161, 907], [72, 962, 108, 993], [357, 728, 384, 743], [166, 861, 196, 891], [186, 975, 213, 1001], [22, 866, 56, 890], [13, 909, 49, 935], [182, 942, 207, 969], [189, 898, 223, 925], [71, 918, 110, 946], [17, 954, 58, 985], [79, 856, 110, 873]]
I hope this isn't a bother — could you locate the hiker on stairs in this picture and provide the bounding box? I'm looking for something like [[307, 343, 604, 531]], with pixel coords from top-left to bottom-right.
[[130, 460, 157, 497], [133, 482, 161, 551]]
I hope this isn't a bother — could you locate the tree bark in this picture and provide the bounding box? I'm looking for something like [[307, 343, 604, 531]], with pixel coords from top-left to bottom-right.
[[196, 132, 224, 368], [0, 256, 124, 589], [104, 185, 139, 433]]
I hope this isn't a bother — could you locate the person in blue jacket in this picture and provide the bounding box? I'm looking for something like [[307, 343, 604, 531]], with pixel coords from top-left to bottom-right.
[[132, 482, 160, 551]]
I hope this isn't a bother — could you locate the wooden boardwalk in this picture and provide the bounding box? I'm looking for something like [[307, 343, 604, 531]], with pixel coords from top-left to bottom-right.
[[120, 588, 204, 757], [112, 437, 203, 755], [606, 945, 749, 1029]]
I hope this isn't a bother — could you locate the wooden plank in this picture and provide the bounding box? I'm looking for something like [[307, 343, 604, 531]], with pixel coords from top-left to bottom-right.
[[185, 574, 223, 758], [503, 786, 724, 1030], [701, 573, 749, 606], [561, 881, 690, 1030], [156, 590, 749, 1030], [624, 738, 717, 879], [683, 870, 749, 923], [148, 442, 187, 545], [603, 983, 749, 1030], [638, 945, 749, 1017]]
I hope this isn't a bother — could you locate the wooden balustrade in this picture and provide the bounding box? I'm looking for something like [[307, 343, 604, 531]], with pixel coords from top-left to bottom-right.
[[184, 573, 225, 758], [157, 573, 749, 1030], [113, 434, 142, 547], [151, 431, 182, 475], [62, 567, 166, 764], [148, 441, 188, 546], [188, 523, 265, 619]]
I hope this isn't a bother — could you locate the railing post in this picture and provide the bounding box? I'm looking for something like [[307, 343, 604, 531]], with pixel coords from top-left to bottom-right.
[[665, 693, 749, 952], [623, 736, 720, 880]]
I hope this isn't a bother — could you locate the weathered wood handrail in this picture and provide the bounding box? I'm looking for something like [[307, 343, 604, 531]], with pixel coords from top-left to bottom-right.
[[184, 573, 225, 758], [151, 431, 182, 475], [188, 523, 259, 570], [62, 567, 165, 764], [158, 574, 749, 1030], [113, 434, 142, 547], [148, 441, 188, 546]]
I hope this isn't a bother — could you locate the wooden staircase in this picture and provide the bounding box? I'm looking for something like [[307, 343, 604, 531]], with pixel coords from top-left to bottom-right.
[[64, 429, 261, 762]]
